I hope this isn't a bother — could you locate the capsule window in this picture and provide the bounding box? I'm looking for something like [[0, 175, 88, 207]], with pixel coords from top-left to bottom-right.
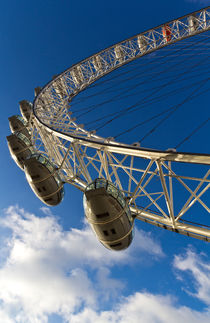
[[96, 179, 106, 189], [96, 212, 109, 219], [103, 230, 109, 236], [110, 242, 122, 248], [107, 184, 118, 198], [86, 183, 95, 191], [31, 174, 40, 180], [111, 228, 116, 234], [117, 194, 125, 207], [44, 198, 53, 202]]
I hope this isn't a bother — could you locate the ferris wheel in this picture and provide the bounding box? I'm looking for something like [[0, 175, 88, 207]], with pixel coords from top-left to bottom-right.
[[7, 7, 210, 250]]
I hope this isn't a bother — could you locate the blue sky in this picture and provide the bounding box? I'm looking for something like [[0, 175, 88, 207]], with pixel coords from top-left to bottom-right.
[[1, 0, 210, 322]]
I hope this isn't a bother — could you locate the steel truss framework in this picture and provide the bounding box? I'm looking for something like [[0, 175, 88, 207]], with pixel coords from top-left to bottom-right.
[[29, 7, 210, 241]]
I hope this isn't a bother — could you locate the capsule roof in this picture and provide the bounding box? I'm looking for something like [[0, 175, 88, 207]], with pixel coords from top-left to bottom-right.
[[27, 153, 58, 172], [86, 178, 127, 210], [9, 115, 26, 125]]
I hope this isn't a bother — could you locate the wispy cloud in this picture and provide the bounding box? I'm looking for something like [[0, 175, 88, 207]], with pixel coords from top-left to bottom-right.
[[39, 207, 54, 217], [174, 247, 210, 306], [70, 292, 210, 323]]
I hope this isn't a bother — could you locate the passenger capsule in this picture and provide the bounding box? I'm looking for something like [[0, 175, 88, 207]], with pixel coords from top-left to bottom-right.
[[19, 100, 32, 122], [137, 35, 147, 53], [24, 154, 64, 206], [8, 115, 30, 138], [6, 132, 34, 170], [92, 55, 103, 72], [188, 15, 199, 34], [83, 178, 134, 251], [71, 66, 84, 86], [114, 45, 124, 63], [34, 87, 42, 97], [162, 25, 172, 42]]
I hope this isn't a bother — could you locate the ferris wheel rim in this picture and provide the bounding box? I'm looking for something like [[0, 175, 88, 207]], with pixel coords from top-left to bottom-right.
[[33, 6, 210, 165], [32, 124, 210, 165]]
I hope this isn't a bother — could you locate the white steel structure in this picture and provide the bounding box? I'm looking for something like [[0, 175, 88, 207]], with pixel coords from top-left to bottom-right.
[[28, 7, 210, 241]]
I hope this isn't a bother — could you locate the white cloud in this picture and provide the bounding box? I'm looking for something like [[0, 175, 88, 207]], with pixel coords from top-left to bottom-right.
[[68, 292, 210, 323], [1, 206, 163, 269], [0, 206, 210, 322], [0, 205, 164, 322], [174, 248, 210, 305]]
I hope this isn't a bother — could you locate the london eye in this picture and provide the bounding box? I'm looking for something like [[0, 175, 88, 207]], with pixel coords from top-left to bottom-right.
[[7, 7, 210, 250]]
